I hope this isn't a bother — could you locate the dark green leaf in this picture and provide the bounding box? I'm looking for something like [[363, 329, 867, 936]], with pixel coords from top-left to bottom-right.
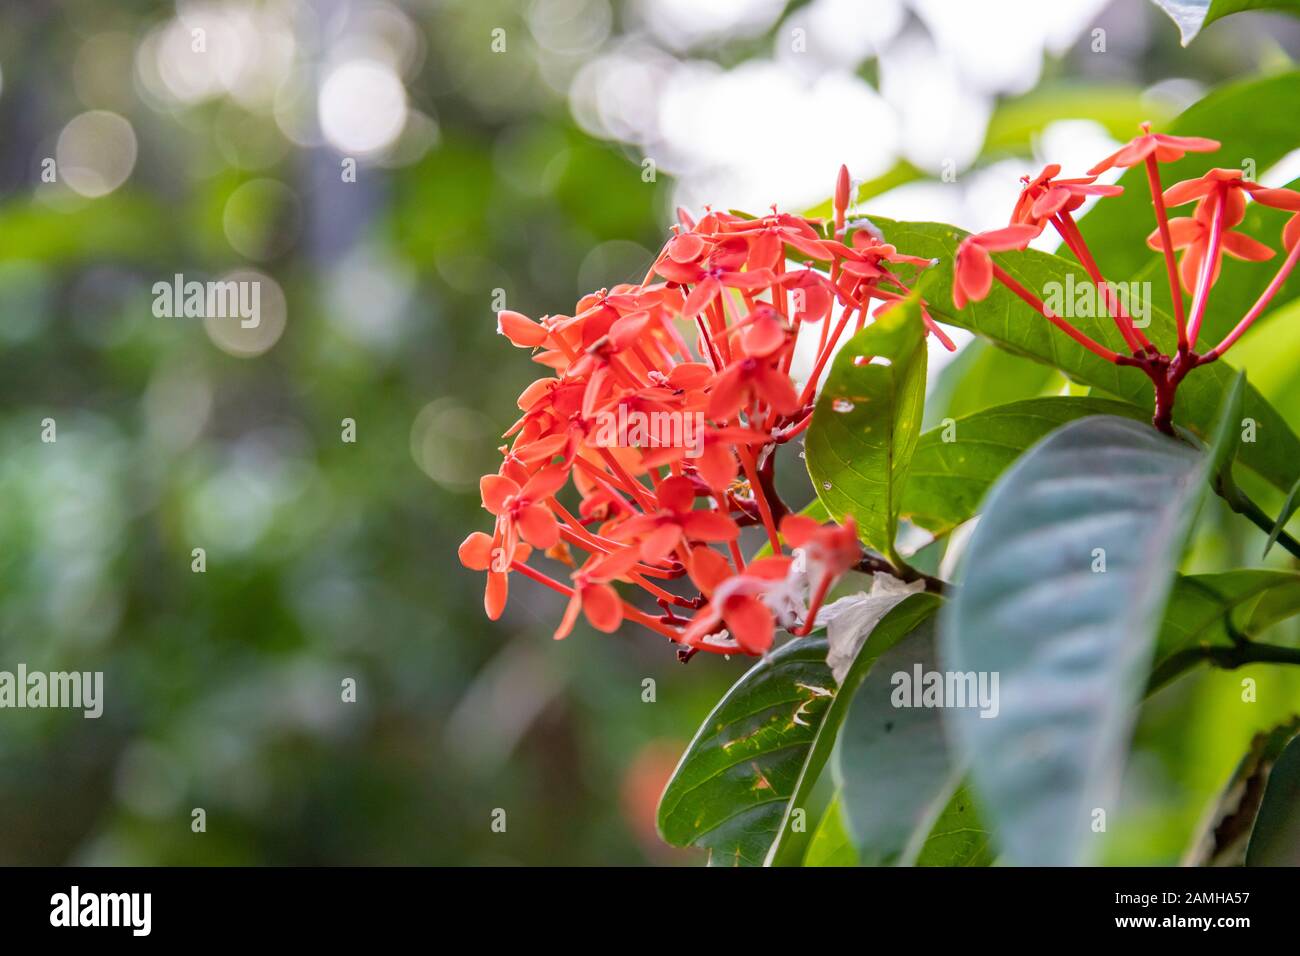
[[656, 637, 836, 867], [1150, 570, 1300, 691], [1264, 477, 1300, 557], [833, 615, 963, 864], [764, 593, 942, 865], [869, 216, 1300, 495], [1246, 731, 1300, 865], [941, 415, 1211, 865], [922, 337, 1064, 430], [902, 396, 1145, 535], [806, 296, 927, 562]]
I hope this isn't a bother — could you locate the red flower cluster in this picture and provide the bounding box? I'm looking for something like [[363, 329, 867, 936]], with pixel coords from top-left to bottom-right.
[[460, 170, 947, 657], [954, 123, 1300, 434]]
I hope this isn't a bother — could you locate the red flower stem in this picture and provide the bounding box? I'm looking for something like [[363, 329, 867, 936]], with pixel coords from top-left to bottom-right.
[[597, 448, 659, 512], [775, 256, 788, 334], [557, 526, 678, 580], [781, 314, 802, 376], [1203, 238, 1300, 361], [990, 264, 1123, 363], [791, 572, 834, 636], [727, 538, 746, 572], [1053, 212, 1150, 353], [511, 559, 575, 597], [626, 570, 696, 607], [738, 445, 781, 554], [693, 310, 724, 371], [798, 300, 857, 407], [1186, 186, 1226, 350], [708, 298, 733, 364], [777, 410, 814, 442], [510, 560, 684, 640], [551, 502, 678, 577], [547, 326, 582, 364], [622, 602, 685, 640], [632, 342, 666, 376], [572, 457, 642, 514], [1145, 155, 1187, 351]]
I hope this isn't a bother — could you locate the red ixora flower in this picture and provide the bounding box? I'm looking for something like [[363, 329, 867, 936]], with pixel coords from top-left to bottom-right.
[[1011, 164, 1123, 228], [950, 124, 1300, 435], [952, 225, 1040, 309], [459, 166, 945, 658], [1087, 123, 1220, 174]]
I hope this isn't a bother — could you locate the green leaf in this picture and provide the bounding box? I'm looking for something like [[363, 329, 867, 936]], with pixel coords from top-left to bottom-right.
[[902, 396, 1146, 536], [913, 785, 995, 867], [1078, 71, 1300, 274], [1185, 716, 1300, 865], [1149, 0, 1300, 45], [941, 415, 1212, 865], [802, 794, 858, 866], [833, 615, 964, 864], [922, 338, 1065, 430], [1246, 730, 1300, 865], [869, 216, 1300, 495], [764, 592, 942, 865], [656, 637, 836, 866], [1264, 477, 1300, 557], [1150, 570, 1300, 691], [806, 296, 927, 562], [983, 84, 1174, 153]]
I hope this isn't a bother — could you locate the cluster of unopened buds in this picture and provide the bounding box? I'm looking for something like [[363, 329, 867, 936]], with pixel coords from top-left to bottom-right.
[[954, 123, 1300, 434], [459, 167, 945, 658]]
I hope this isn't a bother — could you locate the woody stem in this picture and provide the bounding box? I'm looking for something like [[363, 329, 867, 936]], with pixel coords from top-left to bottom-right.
[[1145, 155, 1188, 351], [990, 264, 1123, 363], [1186, 186, 1226, 350]]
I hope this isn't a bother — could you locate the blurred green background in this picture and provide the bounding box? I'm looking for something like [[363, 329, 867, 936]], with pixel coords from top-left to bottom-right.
[[0, 0, 1297, 865]]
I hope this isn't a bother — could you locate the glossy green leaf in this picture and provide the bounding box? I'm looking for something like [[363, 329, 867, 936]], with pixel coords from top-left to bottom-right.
[[833, 616, 964, 864], [868, 216, 1300, 495], [902, 396, 1145, 535], [1149, 570, 1300, 690], [1185, 716, 1300, 865], [913, 785, 995, 867], [1264, 477, 1300, 557], [802, 794, 858, 866], [1150, 0, 1300, 45], [941, 415, 1212, 865], [656, 637, 836, 866], [806, 297, 927, 562], [764, 593, 942, 865], [1246, 730, 1300, 865], [922, 338, 1065, 430]]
